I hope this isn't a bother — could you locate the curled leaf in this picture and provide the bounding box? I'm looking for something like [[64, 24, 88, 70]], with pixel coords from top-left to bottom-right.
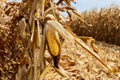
[[45, 20, 74, 42]]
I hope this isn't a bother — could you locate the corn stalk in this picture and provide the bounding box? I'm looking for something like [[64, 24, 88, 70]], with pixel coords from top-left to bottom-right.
[[16, 0, 114, 80]]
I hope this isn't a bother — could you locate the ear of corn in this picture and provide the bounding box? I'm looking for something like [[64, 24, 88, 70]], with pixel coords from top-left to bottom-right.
[[1, 0, 116, 79], [45, 22, 61, 68], [44, 14, 113, 72], [45, 25, 61, 57], [44, 14, 75, 68]]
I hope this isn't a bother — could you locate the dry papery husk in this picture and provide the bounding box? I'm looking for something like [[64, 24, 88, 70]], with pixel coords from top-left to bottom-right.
[[71, 5, 120, 46], [0, 1, 120, 80]]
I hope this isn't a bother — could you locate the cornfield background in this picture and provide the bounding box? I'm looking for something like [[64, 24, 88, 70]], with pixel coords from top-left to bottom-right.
[[0, 0, 120, 80], [71, 5, 120, 46]]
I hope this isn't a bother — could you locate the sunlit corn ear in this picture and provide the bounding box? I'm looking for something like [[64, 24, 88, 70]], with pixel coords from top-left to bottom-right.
[[44, 15, 112, 72], [44, 14, 75, 68], [44, 23, 61, 68], [45, 24, 61, 57]]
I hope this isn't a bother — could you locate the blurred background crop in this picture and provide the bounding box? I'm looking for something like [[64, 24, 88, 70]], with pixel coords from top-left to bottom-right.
[[7, 0, 120, 12]]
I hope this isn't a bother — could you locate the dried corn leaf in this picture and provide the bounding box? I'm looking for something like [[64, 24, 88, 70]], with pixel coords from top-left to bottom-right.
[[45, 19, 74, 42]]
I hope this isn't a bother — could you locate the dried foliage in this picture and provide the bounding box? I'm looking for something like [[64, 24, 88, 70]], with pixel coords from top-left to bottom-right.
[[45, 41, 120, 80], [0, 2, 23, 80], [71, 5, 120, 45], [0, 1, 120, 80]]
